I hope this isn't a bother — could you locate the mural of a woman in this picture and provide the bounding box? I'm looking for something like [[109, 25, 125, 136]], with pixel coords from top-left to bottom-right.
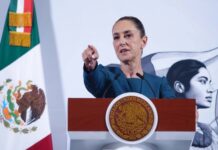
[[166, 59, 218, 149], [108, 47, 218, 149]]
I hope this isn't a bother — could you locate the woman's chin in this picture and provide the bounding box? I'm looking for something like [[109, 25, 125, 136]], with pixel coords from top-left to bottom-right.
[[119, 57, 133, 64], [198, 104, 211, 109]]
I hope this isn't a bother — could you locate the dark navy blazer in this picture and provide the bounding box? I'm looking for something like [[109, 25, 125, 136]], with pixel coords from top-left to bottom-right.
[[84, 64, 175, 98]]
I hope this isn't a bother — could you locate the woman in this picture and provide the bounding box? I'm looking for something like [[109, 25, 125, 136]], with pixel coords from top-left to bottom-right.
[[82, 16, 175, 98], [166, 59, 217, 149]]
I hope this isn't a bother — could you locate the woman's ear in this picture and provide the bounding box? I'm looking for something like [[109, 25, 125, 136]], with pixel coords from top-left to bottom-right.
[[174, 81, 185, 93], [141, 36, 147, 49]]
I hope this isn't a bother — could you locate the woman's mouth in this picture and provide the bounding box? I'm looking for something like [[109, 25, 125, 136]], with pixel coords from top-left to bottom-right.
[[205, 96, 212, 102], [120, 49, 130, 54]]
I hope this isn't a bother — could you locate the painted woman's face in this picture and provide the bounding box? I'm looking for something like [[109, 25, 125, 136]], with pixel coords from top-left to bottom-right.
[[185, 67, 213, 108]]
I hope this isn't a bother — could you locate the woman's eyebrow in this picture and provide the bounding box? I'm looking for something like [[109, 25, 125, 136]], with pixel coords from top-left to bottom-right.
[[113, 30, 132, 36], [113, 33, 119, 36], [124, 30, 132, 34], [198, 76, 208, 81]]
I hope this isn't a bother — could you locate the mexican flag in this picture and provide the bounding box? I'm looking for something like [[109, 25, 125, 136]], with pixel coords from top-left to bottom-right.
[[0, 0, 53, 149]]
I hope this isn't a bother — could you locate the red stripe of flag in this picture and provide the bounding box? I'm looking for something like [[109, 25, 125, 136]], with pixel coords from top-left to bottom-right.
[[24, 0, 33, 33], [27, 134, 53, 150]]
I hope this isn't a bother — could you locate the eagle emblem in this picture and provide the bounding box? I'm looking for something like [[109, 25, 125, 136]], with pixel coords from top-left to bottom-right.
[[0, 79, 46, 133]]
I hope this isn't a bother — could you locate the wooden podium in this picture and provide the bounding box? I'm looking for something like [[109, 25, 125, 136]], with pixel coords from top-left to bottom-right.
[[68, 98, 196, 150]]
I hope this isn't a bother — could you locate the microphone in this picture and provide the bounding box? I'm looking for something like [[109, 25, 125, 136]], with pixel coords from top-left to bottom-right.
[[136, 72, 156, 98], [102, 73, 121, 98]]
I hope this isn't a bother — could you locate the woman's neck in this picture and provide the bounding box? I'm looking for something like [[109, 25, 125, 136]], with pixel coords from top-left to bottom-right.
[[120, 61, 143, 78]]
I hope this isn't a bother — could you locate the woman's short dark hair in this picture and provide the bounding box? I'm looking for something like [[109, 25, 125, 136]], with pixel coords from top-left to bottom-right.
[[114, 16, 146, 37], [166, 59, 206, 97]]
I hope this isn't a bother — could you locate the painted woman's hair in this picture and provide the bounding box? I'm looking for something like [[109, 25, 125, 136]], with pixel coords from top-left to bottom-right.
[[166, 59, 206, 97]]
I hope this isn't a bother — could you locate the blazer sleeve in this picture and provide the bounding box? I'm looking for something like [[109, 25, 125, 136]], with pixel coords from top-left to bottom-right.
[[83, 64, 109, 97]]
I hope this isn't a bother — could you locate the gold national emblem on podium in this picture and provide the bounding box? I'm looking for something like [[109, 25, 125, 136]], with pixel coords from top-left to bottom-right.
[[109, 95, 155, 141]]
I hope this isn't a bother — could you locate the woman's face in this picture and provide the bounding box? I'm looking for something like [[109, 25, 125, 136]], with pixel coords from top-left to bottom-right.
[[185, 67, 213, 108], [112, 20, 147, 64]]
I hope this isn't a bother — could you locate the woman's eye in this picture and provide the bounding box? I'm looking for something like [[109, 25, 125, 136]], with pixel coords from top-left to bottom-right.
[[199, 79, 206, 84], [125, 34, 132, 38], [113, 36, 119, 40]]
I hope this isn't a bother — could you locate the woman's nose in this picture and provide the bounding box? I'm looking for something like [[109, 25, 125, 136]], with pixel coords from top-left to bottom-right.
[[208, 83, 217, 93], [119, 38, 126, 47]]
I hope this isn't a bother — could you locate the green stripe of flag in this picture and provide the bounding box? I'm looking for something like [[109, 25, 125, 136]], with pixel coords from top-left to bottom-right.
[[9, 0, 18, 12], [9, 0, 18, 31], [0, 4, 40, 71]]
